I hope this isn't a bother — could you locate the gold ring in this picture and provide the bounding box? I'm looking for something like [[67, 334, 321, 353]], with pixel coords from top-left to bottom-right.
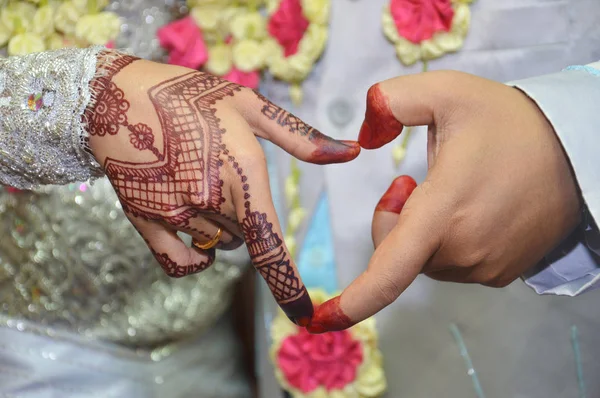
[[192, 228, 223, 250]]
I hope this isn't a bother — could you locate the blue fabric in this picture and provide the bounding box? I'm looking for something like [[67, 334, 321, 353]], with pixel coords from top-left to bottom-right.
[[564, 65, 600, 77], [297, 192, 338, 294]]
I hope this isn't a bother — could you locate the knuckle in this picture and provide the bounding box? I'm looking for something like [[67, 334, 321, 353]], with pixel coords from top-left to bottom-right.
[[372, 271, 402, 306]]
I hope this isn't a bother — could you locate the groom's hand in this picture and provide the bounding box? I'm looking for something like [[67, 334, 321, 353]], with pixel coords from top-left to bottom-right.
[[308, 71, 582, 333]]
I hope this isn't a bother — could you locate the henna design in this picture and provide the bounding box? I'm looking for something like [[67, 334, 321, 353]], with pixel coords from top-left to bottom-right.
[[102, 73, 239, 226], [88, 64, 310, 312], [226, 153, 311, 320], [256, 91, 317, 140], [88, 82, 130, 136], [85, 53, 139, 136], [151, 249, 215, 278]]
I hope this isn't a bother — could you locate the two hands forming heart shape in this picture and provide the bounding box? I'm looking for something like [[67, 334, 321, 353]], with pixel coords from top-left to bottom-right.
[[88, 52, 582, 333]]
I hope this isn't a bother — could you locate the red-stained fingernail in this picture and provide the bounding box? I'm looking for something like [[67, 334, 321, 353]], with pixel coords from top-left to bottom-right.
[[309, 136, 361, 164], [306, 323, 327, 334], [375, 175, 417, 214], [309, 296, 355, 333], [291, 316, 312, 327], [358, 84, 404, 150]]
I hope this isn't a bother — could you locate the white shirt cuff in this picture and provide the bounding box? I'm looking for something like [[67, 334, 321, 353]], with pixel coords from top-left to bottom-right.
[[509, 62, 600, 296]]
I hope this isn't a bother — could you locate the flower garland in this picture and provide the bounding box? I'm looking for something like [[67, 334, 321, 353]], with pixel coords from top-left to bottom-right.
[[382, 0, 475, 166], [0, 0, 121, 56], [270, 288, 387, 398], [158, 0, 330, 101]]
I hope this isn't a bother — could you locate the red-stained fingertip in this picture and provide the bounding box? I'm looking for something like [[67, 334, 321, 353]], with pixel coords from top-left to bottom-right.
[[306, 296, 354, 334], [309, 137, 361, 164], [358, 84, 404, 150], [375, 175, 417, 214]]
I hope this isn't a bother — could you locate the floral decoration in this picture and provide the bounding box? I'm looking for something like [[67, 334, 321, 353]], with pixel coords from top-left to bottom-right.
[[382, 0, 475, 166], [158, 0, 329, 97], [0, 0, 121, 56], [271, 289, 387, 398], [382, 0, 474, 66]]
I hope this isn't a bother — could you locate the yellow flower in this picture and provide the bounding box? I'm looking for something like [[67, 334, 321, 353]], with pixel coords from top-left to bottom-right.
[[297, 24, 327, 62], [8, 32, 45, 55], [54, 1, 81, 35], [269, 288, 387, 398], [284, 234, 297, 258], [32, 5, 55, 39], [287, 207, 306, 234], [0, 20, 11, 47], [229, 11, 266, 40], [187, 0, 232, 7], [72, 0, 109, 14], [205, 44, 232, 75], [289, 83, 303, 107], [301, 0, 330, 25], [190, 5, 222, 32], [75, 12, 121, 45], [1, 2, 37, 33], [46, 32, 67, 50], [233, 39, 264, 72]]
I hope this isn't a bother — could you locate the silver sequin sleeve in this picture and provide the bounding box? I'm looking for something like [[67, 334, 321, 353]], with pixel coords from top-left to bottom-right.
[[0, 46, 105, 190]]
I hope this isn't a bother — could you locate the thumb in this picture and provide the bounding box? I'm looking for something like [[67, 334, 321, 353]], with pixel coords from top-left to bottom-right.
[[307, 182, 439, 334], [358, 74, 442, 150]]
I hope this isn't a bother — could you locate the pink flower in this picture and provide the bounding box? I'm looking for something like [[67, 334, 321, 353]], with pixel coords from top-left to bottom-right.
[[268, 0, 309, 57], [105, 41, 115, 49], [277, 328, 363, 393], [223, 67, 261, 89], [390, 0, 455, 44], [157, 16, 208, 69], [4, 186, 21, 194]]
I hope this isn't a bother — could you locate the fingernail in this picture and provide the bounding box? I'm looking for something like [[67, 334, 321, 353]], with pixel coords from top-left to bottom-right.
[[375, 175, 418, 214], [340, 140, 360, 148], [290, 316, 311, 327], [309, 137, 361, 165], [306, 323, 327, 334]]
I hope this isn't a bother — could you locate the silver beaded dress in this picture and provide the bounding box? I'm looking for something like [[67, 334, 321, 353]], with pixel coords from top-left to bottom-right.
[[0, 1, 252, 397]]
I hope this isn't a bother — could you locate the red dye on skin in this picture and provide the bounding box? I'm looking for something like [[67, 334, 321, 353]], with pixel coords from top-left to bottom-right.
[[309, 139, 361, 165], [375, 175, 417, 214], [306, 296, 354, 334], [358, 84, 404, 150]]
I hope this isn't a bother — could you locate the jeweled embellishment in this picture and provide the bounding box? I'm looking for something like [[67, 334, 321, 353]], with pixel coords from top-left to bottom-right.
[[28, 92, 43, 111], [42, 91, 55, 107]]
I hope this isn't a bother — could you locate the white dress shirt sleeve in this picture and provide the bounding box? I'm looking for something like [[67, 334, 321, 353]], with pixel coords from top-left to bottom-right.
[[508, 62, 600, 296]]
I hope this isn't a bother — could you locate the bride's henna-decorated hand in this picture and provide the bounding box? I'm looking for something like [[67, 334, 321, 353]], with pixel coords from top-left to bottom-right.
[[86, 52, 360, 324]]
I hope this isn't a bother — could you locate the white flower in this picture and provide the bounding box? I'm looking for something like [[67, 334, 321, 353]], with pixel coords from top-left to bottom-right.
[[8, 32, 45, 55], [54, 1, 81, 35], [232, 39, 265, 72], [205, 44, 232, 75], [32, 5, 55, 39], [229, 11, 266, 40], [75, 12, 121, 45]]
